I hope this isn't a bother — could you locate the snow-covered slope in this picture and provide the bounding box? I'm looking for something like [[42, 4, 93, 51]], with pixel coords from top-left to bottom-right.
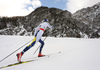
[[0, 36, 100, 70]]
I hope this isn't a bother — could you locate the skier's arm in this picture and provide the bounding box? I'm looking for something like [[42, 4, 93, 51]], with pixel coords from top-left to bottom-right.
[[47, 23, 52, 30]]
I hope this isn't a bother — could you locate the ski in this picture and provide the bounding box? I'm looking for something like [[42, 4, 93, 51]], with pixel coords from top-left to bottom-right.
[[0, 56, 46, 69], [0, 51, 61, 69], [0, 59, 36, 69]]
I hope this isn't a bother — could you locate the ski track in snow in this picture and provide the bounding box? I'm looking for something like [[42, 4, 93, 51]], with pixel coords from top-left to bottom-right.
[[0, 36, 100, 70]]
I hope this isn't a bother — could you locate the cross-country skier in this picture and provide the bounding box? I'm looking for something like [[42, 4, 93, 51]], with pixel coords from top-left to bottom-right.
[[16, 19, 52, 62]]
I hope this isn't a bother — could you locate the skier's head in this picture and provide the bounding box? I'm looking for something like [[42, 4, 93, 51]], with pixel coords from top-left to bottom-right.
[[44, 19, 48, 22]]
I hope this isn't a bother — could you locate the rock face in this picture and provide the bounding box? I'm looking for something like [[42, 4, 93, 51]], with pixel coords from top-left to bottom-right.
[[0, 2, 100, 38], [73, 2, 100, 26], [73, 2, 100, 38]]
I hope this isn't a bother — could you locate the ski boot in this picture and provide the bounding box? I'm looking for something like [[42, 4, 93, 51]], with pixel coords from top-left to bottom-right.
[[16, 52, 24, 62], [38, 53, 45, 57]]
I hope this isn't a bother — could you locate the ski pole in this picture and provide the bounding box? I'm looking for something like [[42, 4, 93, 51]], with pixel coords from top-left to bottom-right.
[[33, 37, 47, 54], [0, 38, 33, 62]]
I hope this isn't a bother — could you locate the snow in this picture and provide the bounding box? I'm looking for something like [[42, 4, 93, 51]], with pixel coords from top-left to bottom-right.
[[0, 36, 100, 70]]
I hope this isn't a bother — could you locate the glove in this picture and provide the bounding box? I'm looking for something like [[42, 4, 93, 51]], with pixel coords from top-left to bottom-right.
[[52, 25, 55, 29], [52, 25, 55, 28]]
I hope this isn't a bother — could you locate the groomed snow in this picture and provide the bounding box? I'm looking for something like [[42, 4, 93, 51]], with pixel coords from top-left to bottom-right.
[[0, 36, 100, 70]]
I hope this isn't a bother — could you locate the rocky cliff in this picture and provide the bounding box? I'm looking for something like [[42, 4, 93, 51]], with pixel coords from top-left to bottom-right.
[[0, 2, 100, 38]]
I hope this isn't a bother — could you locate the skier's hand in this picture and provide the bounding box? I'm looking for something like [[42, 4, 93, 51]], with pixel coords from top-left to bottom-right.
[[51, 25, 55, 30], [52, 25, 55, 28]]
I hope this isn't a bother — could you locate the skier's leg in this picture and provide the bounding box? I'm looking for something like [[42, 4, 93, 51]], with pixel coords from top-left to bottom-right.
[[35, 30, 45, 57], [38, 39, 45, 57], [16, 38, 36, 62], [35, 31, 44, 53], [39, 39, 44, 53], [17, 30, 40, 62], [22, 30, 40, 53], [22, 37, 36, 53]]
